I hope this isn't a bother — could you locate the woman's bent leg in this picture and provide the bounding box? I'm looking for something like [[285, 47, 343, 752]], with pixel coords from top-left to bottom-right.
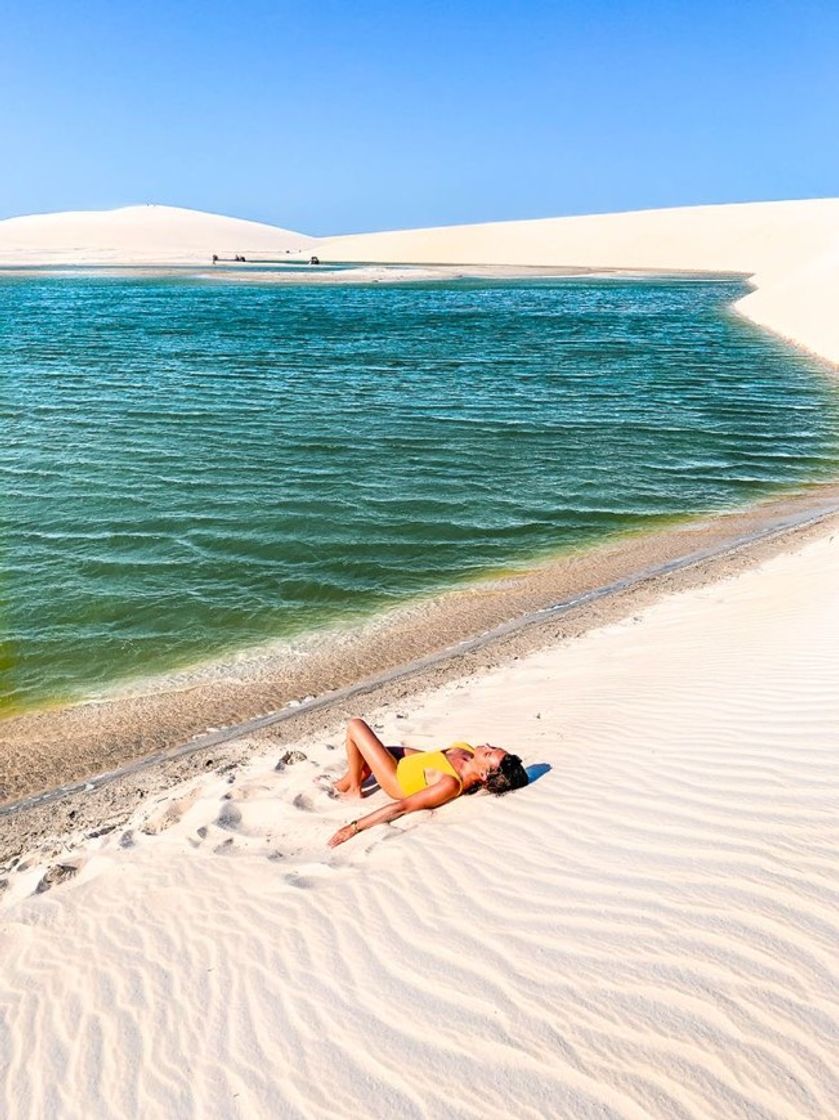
[[335, 719, 402, 799]]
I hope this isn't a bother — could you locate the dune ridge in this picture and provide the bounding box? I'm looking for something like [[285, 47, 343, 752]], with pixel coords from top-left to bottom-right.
[[0, 204, 314, 264], [2, 528, 837, 1118]]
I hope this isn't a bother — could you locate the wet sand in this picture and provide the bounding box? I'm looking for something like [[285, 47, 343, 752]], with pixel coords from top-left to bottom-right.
[[3, 483, 839, 861]]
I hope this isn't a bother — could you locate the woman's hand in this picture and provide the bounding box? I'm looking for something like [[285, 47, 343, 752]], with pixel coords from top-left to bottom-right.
[[326, 778, 460, 849], [328, 823, 358, 848]]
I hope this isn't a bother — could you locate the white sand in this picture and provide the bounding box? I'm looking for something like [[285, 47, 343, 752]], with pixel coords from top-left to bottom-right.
[[2, 528, 838, 1118], [316, 198, 839, 365], [0, 204, 314, 265]]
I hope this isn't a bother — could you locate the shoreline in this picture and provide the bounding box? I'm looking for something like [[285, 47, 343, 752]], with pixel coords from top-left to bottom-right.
[[0, 262, 740, 283], [3, 483, 839, 862], [5, 477, 839, 726]]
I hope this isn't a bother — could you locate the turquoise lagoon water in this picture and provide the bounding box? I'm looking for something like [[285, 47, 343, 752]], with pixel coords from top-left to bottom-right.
[[2, 274, 839, 714]]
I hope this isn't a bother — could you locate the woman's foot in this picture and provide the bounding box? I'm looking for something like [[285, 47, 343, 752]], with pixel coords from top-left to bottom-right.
[[332, 773, 363, 799]]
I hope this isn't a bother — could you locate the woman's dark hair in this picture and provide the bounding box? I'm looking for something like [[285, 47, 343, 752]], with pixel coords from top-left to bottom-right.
[[485, 753, 529, 795]]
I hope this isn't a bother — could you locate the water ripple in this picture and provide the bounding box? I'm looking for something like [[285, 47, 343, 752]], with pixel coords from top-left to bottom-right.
[[2, 275, 839, 710]]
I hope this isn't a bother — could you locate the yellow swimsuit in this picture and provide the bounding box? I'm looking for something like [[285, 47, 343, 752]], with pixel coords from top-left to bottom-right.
[[396, 742, 474, 797]]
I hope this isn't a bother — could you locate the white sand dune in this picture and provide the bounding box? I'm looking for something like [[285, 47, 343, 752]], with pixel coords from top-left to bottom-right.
[[0, 204, 314, 265], [2, 529, 837, 1118], [316, 198, 839, 364]]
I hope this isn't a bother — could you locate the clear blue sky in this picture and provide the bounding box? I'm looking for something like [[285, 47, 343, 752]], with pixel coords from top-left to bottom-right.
[[2, 1, 837, 235]]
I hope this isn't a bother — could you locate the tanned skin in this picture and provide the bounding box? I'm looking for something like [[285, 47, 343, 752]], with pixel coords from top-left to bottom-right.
[[329, 718, 507, 847]]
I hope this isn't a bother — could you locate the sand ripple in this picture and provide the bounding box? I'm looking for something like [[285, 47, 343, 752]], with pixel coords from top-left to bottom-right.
[[1, 533, 838, 1118]]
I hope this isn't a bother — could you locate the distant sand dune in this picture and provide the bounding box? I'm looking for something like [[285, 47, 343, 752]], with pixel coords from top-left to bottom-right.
[[0, 203, 314, 264], [2, 531, 837, 1118]]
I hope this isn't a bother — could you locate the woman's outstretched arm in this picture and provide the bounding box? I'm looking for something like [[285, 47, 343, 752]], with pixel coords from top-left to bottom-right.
[[328, 776, 460, 848]]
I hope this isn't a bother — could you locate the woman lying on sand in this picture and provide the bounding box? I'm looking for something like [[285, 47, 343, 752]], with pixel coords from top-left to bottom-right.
[[329, 717, 528, 847]]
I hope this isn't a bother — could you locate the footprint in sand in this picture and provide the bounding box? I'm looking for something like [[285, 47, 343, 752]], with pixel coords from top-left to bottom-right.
[[141, 791, 200, 836], [213, 837, 235, 855], [35, 863, 80, 894], [284, 873, 315, 889], [275, 750, 308, 771], [313, 775, 339, 799], [293, 793, 315, 812], [216, 803, 242, 831]]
